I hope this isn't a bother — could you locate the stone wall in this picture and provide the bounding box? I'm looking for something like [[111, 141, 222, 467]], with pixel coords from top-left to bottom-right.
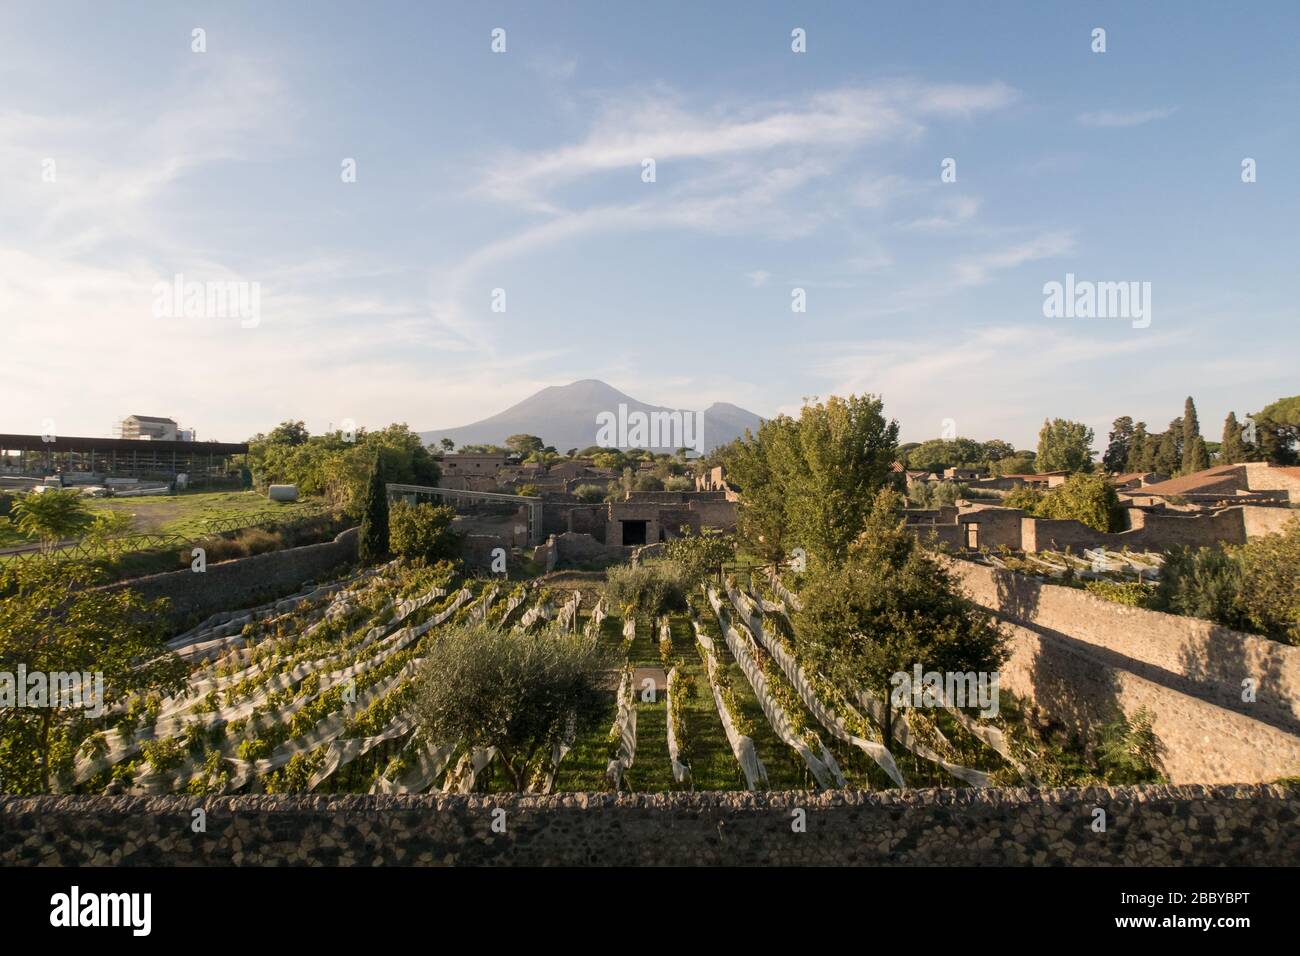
[[950, 559, 1300, 782], [105, 528, 358, 626], [1000, 622, 1300, 783], [2, 785, 1294, 866]]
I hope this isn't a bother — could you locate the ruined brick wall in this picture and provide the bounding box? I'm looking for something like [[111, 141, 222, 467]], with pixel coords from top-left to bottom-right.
[[1020, 508, 1248, 552], [104, 528, 358, 626], [3, 786, 1294, 866]]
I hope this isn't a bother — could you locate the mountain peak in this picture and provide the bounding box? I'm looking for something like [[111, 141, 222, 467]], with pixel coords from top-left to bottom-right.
[[420, 381, 763, 452]]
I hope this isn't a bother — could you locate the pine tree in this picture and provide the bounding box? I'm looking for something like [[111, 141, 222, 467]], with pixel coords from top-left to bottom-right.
[[1181, 397, 1202, 473], [1220, 412, 1246, 464], [358, 453, 389, 564], [1103, 416, 1134, 473], [1126, 422, 1150, 472]]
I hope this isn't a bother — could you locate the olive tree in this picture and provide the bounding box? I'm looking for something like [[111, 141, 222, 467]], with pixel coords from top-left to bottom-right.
[[411, 624, 615, 790]]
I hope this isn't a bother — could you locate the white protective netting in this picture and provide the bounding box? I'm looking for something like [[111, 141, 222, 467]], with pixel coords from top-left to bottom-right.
[[706, 588, 842, 789], [722, 581, 903, 788], [665, 666, 690, 785], [75, 585, 471, 786], [688, 613, 767, 790], [604, 665, 637, 789]]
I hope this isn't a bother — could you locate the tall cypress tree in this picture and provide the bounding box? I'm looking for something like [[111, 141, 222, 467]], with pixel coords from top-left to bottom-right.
[[1126, 421, 1150, 472], [1185, 434, 1210, 473], [1220, 412, 1246, 464], [1181, 397, 1201, 473], [358, 453, 389, 564], [1152, 429, 1179, 476]]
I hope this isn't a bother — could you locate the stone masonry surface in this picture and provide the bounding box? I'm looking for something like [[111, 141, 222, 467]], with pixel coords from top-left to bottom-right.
[[1, 785, 1294, 866]]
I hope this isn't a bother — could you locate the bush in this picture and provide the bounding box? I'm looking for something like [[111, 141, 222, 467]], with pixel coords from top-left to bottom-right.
[[662, 475, 693, 492], [633, 475, 664, 492], [572, 483, 607, 503], [1095, 708, 1164, 784], [1236, 520, 1300, 644], [1155, 546, 1248, 630], [389, 501, 460, 563], [605, 559, 691, 617]]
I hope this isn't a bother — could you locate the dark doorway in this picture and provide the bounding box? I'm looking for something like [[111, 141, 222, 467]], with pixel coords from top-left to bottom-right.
[[621, 520, 648, 546]]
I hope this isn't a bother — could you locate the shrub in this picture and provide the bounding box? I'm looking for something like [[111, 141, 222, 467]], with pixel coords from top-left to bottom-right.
[[1084, 579, 1152, 607], [605, 560, 691, 617], [1095, 708, 1164, 784], [1155, 546, 1248, 630], [633, 475, 664, 492], [662, 475, 693, 492], [572, 483, 606, 503], [389, 501, 460, 563], [1236, 520, 1300, 644]]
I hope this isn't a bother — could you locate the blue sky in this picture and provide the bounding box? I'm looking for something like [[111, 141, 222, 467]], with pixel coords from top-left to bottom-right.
[[2, 1, 1297, 450]]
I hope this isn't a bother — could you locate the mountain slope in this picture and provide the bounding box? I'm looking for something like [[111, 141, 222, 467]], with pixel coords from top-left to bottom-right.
[[419, 380, 762, 453]]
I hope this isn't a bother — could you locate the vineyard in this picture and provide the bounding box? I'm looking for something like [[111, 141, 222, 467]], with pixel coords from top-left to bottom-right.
[[53, 557, 1081, 797]]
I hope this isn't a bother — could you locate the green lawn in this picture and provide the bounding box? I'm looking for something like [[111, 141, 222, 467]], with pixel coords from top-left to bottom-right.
[[85, 490, 318, 537]]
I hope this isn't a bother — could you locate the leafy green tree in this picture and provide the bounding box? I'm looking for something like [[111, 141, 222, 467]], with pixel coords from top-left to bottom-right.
[[1181, 397, 1202, 473], [1250, 395, 1300, 465], [7, 489, 94, 553], [727, 417, 800, 563], [605, 560, 691, 617], [731, 395, 898, 567], [662, 527, 735, 586], [439, 438, 455, 453], [0, 561, 187, 792], [389, 501, 460, 563], [1035, 473, 1126, 532], [662, 475, 693, 492], [1036, 418, 1095, 473], [1220, 412, 1246, 464], [505, 434, 545, 457], [1103, 416, 1134, 472], [357, 455, 389, 565], [793, 489, 1006, 746], [1002, 484, 1045, 512], [571, 483, 607, 503], [992, 453, 1037, 476], [411, 623, 615, 790], [266, 420, 309, 446], [783, 394, 900, 566]]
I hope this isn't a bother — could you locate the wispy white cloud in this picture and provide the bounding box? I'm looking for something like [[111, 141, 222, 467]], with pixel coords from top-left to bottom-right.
[[951, 231, 1074, 286], [1076, 108, 1175, 128]]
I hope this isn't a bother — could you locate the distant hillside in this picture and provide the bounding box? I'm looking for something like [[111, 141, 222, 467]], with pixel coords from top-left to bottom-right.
[[419, 379, 762, 453]]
